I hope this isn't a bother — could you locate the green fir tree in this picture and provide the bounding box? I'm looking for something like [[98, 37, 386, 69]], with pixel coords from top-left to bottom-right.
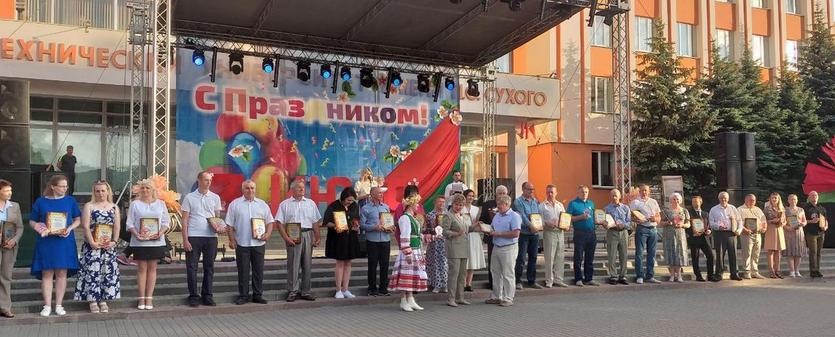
[[797, 6, 835, 137], [703, 44, 756, 132], [630, 20, 715, 193]]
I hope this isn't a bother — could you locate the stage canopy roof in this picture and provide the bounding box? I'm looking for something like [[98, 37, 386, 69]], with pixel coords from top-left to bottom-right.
[[172, 0, 598, 68]]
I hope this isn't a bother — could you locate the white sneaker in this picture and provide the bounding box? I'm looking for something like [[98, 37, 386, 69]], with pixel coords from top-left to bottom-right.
[[342, 290, 356, 298], [334, 291, 345, 299], [668, 276, 675, 282], [636, 277, 644, 284], [55, 305, 66, 316], [39, 305, 51, 317], [647, 278, 661, 284], [796, 272, 804, 278], [676, 276, 684, 283]]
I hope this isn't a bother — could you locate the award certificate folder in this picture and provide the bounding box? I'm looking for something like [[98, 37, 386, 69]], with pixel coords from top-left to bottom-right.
[[333, 211, 349, 233], [46, 212, 68, 233], [1, 221, 15, 243], [631, 210, 647, 223], [251, 218, 267, 239], [558, 212, 572, 230], [594, 209, 607, 224], [744, 218, 758, 232], [787, 215, 799, 229], [380, 212, 395, 230], [605, 214, 616, 229], [207, 217, 226, 232], [93, 223, 113, 244], [480, 223, 493, 233], [691, 219, 705, 234], [139, 218, 160, 236], [286, 222, 301, 242], [529, 213, 543, 232]]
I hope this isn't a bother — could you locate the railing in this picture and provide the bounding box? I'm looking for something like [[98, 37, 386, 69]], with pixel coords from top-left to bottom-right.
[[21, 0, 132, 31]]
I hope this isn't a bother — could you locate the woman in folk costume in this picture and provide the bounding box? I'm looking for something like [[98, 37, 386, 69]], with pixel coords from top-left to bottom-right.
[[389, 193, 428, 312]]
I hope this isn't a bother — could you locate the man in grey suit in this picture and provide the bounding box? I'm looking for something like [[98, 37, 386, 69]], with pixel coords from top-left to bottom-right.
[[0, 179, 24, 317]]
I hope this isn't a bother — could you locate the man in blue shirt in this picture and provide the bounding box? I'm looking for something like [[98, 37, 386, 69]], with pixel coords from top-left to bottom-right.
[[567, 185, 599, 286], [512, 182, 542, 290], [486, 195, 521, 307], [360, 187, 392, 296], [604, 189, 631, 285]]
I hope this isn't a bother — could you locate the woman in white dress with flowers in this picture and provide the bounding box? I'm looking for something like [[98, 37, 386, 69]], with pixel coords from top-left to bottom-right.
[[389, 194, 428, 312]]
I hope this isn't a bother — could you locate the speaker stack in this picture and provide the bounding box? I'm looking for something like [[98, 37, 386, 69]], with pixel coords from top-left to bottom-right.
[[0, 79, 31, 212], [715, 132, 756, 206]]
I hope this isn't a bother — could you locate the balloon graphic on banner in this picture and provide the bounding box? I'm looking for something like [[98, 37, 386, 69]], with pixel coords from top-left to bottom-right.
[[199, 139, 227, 169], [226, 133, 263, 177]]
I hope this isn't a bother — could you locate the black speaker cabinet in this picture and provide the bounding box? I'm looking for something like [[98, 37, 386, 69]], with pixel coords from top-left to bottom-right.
[[741, 160, 757, 189], [0, 79, 30, 125], [715, 132, 741, 161], [0, 125, 30, 170], [0, 170, 31, 213], [741, 132, 756, 161], [716, 160, 742, 189]]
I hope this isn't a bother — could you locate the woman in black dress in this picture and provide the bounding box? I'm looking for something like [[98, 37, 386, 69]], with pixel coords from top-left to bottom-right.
[[324, 188, 361, 298]]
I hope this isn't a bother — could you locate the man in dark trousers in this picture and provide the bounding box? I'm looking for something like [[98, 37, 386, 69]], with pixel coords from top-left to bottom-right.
[[57, 145, 77, 195], [687, 196, 716, 282]]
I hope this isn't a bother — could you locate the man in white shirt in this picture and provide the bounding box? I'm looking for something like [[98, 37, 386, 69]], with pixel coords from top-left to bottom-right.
[[444, 170, 469, 207], [709, 191, 744, 281], [226, 180, 274, 305], [629, 184, 662, 284], [276, 179, 322, 302], [180, 171, 225, 307], [737, 194, 767, 279], [540, 184, 568, 288]]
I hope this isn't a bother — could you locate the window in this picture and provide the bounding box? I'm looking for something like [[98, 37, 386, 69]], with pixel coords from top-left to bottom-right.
[[591, 16, 612, 47], [716, 30, 732, 59], [591, 77, 613, 113], [677, 23, 695, 57], [785, 40, 799, 70], [636, 17, 654, 52], [494, 53, 511, 73], [785, 0, 798, 13], [752, 0, 766, 8], [592, 151, 614, 187], [751, 35, 767, 66]]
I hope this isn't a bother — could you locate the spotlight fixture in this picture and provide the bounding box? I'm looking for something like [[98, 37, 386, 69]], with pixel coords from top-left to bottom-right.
[[320, 64, 332, 79], [444, 77, 455, 91], [389, 70, 402, 87], [466, 79, 480, 97], [340, 66, 352, 81], [192, 49, 205, 66], [416, 74, 430, 93], [296, 61, 311, 81], [360, 67, 375, 88], [228, 52, 244, 75], [261, 57, 274, 73], [501, 0, 523, 11]]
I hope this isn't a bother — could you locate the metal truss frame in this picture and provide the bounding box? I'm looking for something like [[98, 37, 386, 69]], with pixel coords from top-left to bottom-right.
[[151, 0, 171, 178], [611, 11, 632, 194], [481, 65, 498, 201], [127, 1, 148, 184]]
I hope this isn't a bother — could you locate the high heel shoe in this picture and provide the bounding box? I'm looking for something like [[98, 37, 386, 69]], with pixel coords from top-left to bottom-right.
[[137, 297, 146, 310]]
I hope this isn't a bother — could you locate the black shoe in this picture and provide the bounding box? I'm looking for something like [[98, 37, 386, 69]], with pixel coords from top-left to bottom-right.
[[368, 290, 379, 297], [379, 290, 391, 296], [617, 278, 629, 285], [188, 297, 200, 307], [730, 276, 743, 281], [712, 276, 722, 282], [234, 296, 249, 305], [252, 296, 268, 304], [464, 286, 473, 292], [201, 297, 217, 306], [286, 293, 297, 302], [695, 275, 706, 282], [299, 294, 316, 301], [607, 278, 618, 285]]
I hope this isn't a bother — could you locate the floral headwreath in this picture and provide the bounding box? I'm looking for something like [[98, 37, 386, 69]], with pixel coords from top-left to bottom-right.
[[404, 194, 422, 207]]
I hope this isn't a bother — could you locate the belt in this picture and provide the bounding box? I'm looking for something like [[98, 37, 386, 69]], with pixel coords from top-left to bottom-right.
[[495, 243, 516, 248], [301, 228, 313, 232], [607, 228, 627, 232]]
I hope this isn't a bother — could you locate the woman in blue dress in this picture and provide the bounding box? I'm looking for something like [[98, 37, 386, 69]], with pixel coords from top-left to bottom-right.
[[74, 180, 121, 313], [29, 174, 81, 317]]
